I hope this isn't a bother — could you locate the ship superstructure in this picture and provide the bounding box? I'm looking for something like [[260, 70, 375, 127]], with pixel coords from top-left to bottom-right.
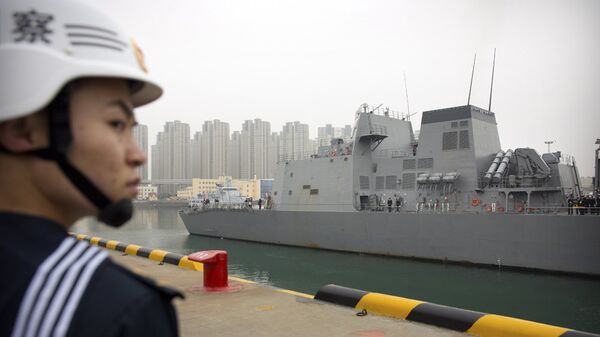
[[271, 103, 581, 214]]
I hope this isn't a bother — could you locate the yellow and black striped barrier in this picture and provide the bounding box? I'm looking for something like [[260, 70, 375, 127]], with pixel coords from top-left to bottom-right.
[[71, 233, 314, 298], [315, 284, 598, 337], [71, 233, 203, 271]]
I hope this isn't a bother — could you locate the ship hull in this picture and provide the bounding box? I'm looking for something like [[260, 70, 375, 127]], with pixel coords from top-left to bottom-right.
[[180, 210, 600, 276]]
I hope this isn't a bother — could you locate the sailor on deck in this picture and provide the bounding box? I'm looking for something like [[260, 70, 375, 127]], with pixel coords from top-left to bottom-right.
[[567, 197, 574, 215], [0, 1, 182, 336], [395, 195, 403, 212]]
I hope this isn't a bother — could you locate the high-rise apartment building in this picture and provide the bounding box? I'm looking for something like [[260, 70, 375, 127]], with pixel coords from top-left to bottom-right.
[[317, 124, 334, 147], [239, 121, 252, 179], [267, 132, 280, 176], [238, 119, 271, 179], [151, 120, 191, 196], [342, 124, 352, 140], [228, 131, 241, 179], [280, 121, 310, 161], [132, 124, 148, 180], [151, 139, 160, 179], [309, 138, 318, 155], [317, 123, 353, 147], [190, 131, 202, 178], [199, 120, 229, 179]]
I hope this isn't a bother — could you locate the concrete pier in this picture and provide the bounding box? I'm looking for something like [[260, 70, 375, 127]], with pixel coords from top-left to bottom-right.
[[108, 251, 465, 337]]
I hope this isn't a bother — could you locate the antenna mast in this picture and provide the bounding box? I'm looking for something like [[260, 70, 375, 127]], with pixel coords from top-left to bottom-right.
[[467, 53, 476, 105], [403, 71, 411, 120], [488, 48, 496, 112]]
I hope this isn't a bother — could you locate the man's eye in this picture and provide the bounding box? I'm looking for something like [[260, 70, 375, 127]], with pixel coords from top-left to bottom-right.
[[109, 120, 127, 131]]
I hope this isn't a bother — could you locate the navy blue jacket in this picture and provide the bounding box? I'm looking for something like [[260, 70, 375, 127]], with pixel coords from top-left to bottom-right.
[[0, 212, 182, 337]]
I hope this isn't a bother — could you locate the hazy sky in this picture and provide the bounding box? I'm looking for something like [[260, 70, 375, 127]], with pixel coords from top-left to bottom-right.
[[83, 0, 599, 176]]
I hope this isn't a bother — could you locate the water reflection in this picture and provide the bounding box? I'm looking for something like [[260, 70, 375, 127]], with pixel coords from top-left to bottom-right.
[[71, 206, 600, 334]]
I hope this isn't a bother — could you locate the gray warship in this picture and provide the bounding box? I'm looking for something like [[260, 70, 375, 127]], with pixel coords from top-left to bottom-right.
[[180, 103, 600, 276]]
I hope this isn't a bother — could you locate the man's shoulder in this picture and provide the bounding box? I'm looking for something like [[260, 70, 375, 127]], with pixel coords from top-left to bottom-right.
[[90, 258, 182, 303], [67, 257, 183, 337]]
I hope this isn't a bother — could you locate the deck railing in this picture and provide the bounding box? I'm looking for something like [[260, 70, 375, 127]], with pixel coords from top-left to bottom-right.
[[477, 175, 549, 189], [181, 202, 600, 216]]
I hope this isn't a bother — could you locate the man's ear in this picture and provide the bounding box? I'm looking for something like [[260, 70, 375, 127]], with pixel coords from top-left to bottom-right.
[[0, 113, 47, 153]]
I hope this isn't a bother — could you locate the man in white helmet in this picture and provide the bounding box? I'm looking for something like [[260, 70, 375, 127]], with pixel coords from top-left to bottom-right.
[[0, 1, 182, 336]]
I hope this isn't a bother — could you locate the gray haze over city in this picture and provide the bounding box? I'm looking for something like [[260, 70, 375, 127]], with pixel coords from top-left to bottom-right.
[[82, 0, 599, 176]]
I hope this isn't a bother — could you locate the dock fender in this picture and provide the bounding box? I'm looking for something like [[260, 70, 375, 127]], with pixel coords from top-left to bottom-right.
[[314, 284, 368, 308], [314, 284, 599, 337]]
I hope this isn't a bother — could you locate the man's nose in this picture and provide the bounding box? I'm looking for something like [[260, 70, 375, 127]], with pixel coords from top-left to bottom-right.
[[128, 142, 146, 167]]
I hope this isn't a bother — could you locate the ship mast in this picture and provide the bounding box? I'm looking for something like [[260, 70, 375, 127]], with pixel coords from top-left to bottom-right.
[[404, 71, 411, 120], [467, 53, 476, 106], [488, 48, 496, 112]]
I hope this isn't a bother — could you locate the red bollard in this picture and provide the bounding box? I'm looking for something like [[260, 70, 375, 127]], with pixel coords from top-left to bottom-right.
[[188, 250, 231, 291]]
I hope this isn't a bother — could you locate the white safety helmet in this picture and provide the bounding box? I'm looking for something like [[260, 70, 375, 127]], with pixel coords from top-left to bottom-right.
[[0, 0, 162, 122], [0, 0, 163, 227]]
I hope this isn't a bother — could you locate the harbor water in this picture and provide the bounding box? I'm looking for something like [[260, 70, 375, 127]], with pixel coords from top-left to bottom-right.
[[72, 205, 600, 334]]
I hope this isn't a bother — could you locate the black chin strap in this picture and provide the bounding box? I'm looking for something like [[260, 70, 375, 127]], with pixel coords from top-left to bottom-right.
[[31, 148, 111, 209], [27, 89, 133, 227]]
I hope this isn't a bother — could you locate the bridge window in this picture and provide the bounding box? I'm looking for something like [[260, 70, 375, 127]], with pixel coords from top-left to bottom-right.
[[310, 189, 319, 195]]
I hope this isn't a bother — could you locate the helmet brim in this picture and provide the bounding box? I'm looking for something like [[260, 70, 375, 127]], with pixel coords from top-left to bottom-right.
[[0, 45, 163, 122]]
